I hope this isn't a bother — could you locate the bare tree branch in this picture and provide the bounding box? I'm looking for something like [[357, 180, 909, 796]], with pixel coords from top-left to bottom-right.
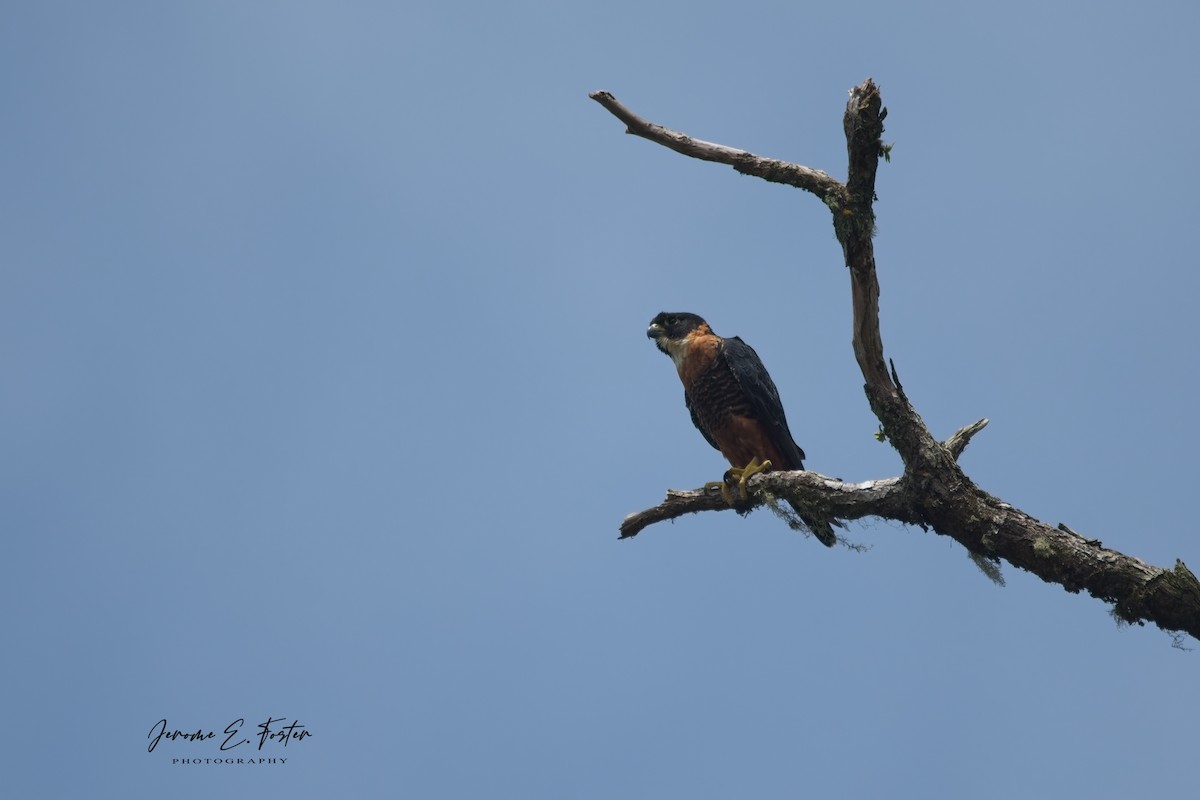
[[619, 487, 727, 540], [593, 82, 1200, 641], [944, 418, 989, 460], [619, 472, 910, 540], [588, 91, 842, 200]]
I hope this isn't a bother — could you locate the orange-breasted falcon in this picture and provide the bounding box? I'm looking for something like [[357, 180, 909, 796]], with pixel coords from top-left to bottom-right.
[[647, 312, 836, 547]]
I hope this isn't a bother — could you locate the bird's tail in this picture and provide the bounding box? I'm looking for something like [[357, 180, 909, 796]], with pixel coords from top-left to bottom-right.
[[789, 500, 838, 547]]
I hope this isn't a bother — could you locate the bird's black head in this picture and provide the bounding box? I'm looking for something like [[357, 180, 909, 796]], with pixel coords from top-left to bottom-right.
[[647, 312, 711, 355]]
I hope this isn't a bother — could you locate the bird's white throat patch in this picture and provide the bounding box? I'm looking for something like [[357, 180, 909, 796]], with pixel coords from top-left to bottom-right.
[[664, 339, 690, 374]]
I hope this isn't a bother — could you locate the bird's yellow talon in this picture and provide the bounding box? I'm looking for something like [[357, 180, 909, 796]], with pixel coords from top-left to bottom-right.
[[736, 457, 772, 500], [711, 457, 774, 505]]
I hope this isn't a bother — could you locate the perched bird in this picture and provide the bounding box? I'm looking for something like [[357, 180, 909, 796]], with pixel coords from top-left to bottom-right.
[[647, 312, 836, 546]]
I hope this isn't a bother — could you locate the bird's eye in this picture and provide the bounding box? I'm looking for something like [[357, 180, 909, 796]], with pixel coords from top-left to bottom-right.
[[667, 316, 678, 325]]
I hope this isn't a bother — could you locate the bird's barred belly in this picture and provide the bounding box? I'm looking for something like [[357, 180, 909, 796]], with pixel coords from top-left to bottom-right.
[[687, 362, 754, 435]]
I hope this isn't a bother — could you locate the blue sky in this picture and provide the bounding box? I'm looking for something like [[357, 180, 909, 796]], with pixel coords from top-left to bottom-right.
[[3, 1, 1198, 797]]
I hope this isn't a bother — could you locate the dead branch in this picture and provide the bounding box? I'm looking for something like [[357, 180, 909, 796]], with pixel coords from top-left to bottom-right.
[[587, 91, 843, 200], [593, 82, 1200, 640], [944, 418, 990, 460], [619, 472, 910, 540]]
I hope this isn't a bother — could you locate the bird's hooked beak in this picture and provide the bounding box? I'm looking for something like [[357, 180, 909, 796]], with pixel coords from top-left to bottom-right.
[[646, 322, 669, 354]]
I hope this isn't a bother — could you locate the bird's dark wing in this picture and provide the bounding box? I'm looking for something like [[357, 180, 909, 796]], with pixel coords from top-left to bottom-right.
[[721, 335, 807, 469]]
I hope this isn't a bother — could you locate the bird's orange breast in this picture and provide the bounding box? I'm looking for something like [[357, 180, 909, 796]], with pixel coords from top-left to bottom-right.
[[675, 331, 721, 387]]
